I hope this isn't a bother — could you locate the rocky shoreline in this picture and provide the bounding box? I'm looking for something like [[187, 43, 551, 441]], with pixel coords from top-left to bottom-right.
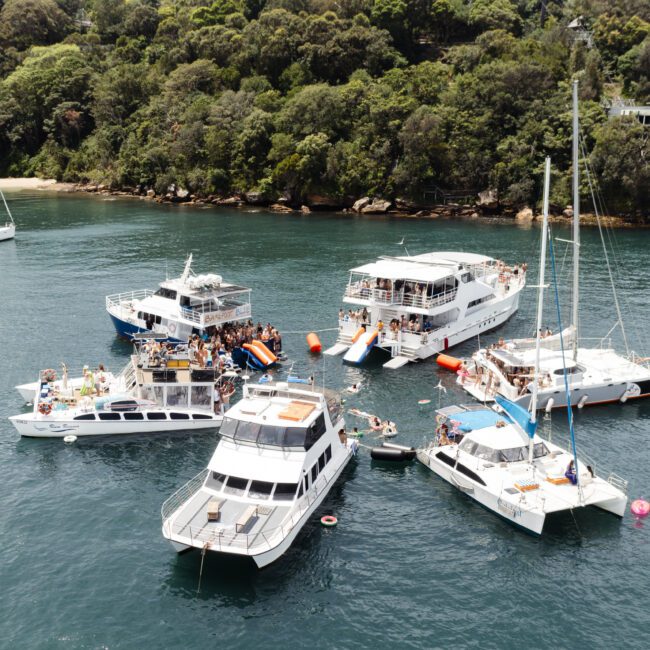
[[2, 178, 645, 226]]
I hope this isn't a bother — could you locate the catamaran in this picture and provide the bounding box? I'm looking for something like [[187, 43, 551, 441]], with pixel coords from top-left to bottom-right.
[[161, 380, 357, 567], [0, 189, 16, 241], [106, 254, 253, 343], [324, 251, 526, 369], [417, 159, 628, 534], [458, 81, 650, 409], [9, 343, 227, 437]]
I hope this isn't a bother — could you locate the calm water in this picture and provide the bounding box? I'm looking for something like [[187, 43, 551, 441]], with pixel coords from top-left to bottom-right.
[[1, 192, 649, 649]]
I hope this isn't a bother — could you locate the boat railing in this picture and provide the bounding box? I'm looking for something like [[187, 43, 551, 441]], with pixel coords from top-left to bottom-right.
[[579, 336, 613, 350], [606, 473, 628, 494], [115, 358, 137, 392], [167, 454, 343, 552], [105, 289, 154, 312], [161, 468, 209, 521]]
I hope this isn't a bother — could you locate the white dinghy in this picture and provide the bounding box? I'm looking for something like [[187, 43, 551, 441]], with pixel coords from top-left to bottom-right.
[[0, 189, 16, 241]]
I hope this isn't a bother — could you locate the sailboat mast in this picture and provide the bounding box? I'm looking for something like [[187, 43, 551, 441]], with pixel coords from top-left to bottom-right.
[[571, 80, 580, 362], [1, 189, 15, 224], [529, 157, 551, 461]]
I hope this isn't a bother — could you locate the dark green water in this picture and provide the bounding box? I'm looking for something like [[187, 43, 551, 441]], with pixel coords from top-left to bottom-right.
[[1, 191, 649, 649]]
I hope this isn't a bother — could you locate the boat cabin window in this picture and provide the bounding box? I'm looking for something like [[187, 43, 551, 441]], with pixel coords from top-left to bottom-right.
[[274, 482, 298, 501], [311, 463, 318, 482], [211, 472, 227, 488], [304, 413, 326, 450], [220, 416, 318, 450], [167, 386, 188, 406], [124, 412, 144, 420], [192, 413, 213, 419], [190, 386, 210, 408], [234, 421, 261, 442], [249, 480, 274, 500], [461, 272, 474, 283], [553, 365, 584, 376], [169, 412, 190, 420], [147, 412, 167, 420], [98, 412, 121, 421], [155, 287, 177, 300], [324, 444, 332, 463], [74, 413, 96, 420], [460, 439, 550, 462], [224, 476, 249, 496], [318, 451, 326, 471]]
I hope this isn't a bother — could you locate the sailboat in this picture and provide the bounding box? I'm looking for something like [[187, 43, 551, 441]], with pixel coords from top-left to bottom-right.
[[0, 189, 16, 241], [459, 80, 650, 410], [417, 158, 628, 534]]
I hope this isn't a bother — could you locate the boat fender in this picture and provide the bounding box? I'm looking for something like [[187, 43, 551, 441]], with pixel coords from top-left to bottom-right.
[[370, 447, 415, 462], [437, 354, 462, 372], [545, 398, 554, 413], [321, 515, 337, 527], [577, 395, 588, 409], [38, 402, 52, 415], [306, 332, 322, 354], [63, 435, 77, 443], [620, 385, 629, 403], [168, 322, 177, 335]]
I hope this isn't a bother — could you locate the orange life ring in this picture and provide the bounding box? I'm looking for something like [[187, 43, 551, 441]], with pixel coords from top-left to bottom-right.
[[320, 515, 337, 527], [38, 402, 52, 415]]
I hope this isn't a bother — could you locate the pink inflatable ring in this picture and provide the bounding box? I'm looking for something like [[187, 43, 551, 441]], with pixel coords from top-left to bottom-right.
[[630, 499, 650, 518]]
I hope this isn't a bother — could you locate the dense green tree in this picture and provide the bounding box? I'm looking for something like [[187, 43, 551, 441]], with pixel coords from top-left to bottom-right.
[[0, 0, 71, 50]]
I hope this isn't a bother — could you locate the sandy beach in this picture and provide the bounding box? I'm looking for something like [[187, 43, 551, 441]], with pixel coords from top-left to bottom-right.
[[0, 177, 76, 191]]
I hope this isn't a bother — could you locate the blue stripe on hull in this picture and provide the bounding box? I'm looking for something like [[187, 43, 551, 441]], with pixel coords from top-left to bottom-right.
[[108, 314, 182, 343]]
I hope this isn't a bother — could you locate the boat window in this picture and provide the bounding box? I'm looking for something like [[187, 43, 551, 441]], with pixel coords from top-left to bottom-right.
[[283, 427, 306, 447], [234, 420, 261, 442], [304, 413, 326, 450], [224, 475, 249, 496], [318, 452, 326, 471], [249, 480, 274, 499], [155, 287, 177, 300], [499, 447, 527, 462], [274, 482, 298, 501], [190, 385, 211, 408], [170, 412, 190, 420], [123, 412, 144, 420], [74, 413, 96, 420], [324, 444, 332, 463], [108, 400, 140, 411], [461, 272, 474, 283], [297, 483, 304, 498], [311, 463, 318, 482], [211, 472, 227, 488], [553, 365, 583, 376], [98, 412, 121, 421], [326, 396, 342, 424], [460, 439, 478, 455], [192, 413, 213, 420], [257, 425, 285, 446], [166, 386, 188, 407], [146, 412, 167, 420], [533, 442, 550, 458], [220, 417, 238, 437]]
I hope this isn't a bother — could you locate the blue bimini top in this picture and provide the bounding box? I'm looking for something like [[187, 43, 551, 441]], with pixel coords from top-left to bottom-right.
[[447, 409, 503, 432]]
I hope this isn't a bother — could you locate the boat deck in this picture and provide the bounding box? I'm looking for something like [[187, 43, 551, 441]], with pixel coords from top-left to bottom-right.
[[169, 490, 291, 552]]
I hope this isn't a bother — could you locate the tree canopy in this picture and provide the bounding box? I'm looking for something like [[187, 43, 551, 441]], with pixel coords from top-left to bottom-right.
[[0, 0, 648, 216]]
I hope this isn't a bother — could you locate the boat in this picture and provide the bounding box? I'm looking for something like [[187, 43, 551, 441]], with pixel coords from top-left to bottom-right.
[[324, 251, 526, 369], [161, 380, 358, 568], [9, 343, 226, 438], [0, 189, 16, 241], [15, 364, 115, 404], [105, 254, 253, 343], [417, 160, 628, 534], [458, 81, 650, 409]]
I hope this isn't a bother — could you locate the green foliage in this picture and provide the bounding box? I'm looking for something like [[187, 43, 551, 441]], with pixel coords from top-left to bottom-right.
[[0, 0, 647, 216]]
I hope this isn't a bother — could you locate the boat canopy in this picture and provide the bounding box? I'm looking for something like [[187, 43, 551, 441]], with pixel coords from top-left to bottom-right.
[[446, 408, 503, 431], [495, 395, 538, 438]]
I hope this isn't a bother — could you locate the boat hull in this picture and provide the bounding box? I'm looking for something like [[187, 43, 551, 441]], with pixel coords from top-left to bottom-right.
[[9, 413, 221, 438], [0, 223, 15, 241]]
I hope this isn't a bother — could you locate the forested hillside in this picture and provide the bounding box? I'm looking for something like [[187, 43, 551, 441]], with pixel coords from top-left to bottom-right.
[[0, 0, 648, 215]]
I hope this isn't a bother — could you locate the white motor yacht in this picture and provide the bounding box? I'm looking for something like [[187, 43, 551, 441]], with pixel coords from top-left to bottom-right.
[[106, 254, 252, 342], [9, 344, 226, 438], [458, 81, 650, 409], [161, 380, 357, 568], [325, 251, 525, 369], [0, 189, 16, 241], [420, 159, 628, 534]]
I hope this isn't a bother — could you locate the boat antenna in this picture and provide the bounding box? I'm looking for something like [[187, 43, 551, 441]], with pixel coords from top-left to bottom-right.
[[181, 253, 193, 283], [571, 79, 580, 362], [1, 189, 15, 224], [529, 156, 551, 462]]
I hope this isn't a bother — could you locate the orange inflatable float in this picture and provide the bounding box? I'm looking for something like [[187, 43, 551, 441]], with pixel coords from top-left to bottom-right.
[[436, 354, 463, 372], [306, 332, 322, 353], [251, 339, 278, 363]]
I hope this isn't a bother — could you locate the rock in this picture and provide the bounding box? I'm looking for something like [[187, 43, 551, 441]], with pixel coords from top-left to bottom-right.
[[352, 197, 371, 213], [301, 205, 311, 214], [176, 187, 189, 199], [218, 196, 241, 205], [562, 206, 573, 219], [270, 203, 294, 213], [361, 199, 392, 214], [395, 197, 419, 211], [244, 191, 268, 205], [516, 207, 534, 222], [477, 188, 498, 209]]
